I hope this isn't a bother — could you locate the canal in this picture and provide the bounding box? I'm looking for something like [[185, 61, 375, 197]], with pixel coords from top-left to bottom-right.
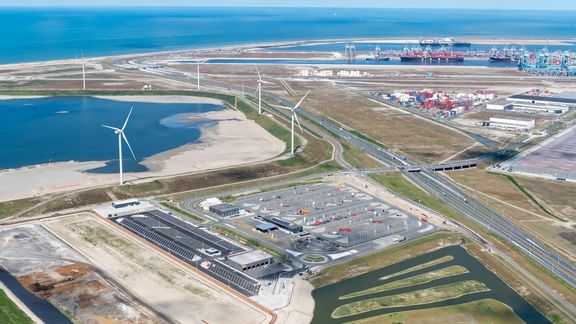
[[311, 245, 549, 323], [0, 268, 71, 323]]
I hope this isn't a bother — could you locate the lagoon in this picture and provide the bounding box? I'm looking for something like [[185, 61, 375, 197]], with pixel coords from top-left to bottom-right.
[[0, 96, 223, 173]]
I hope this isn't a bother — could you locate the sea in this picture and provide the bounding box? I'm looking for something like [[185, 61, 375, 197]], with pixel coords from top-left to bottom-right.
[[0, 7, 575, 64], [0, 7, 574, 172], [0, 97, 223, 172]]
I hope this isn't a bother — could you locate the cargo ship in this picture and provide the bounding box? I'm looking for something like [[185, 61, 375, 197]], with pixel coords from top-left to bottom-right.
[[489, 47, 520, 63], [419, 37, 471, 47], [489, 56, 515, 62], [400, 47, 465, 63]]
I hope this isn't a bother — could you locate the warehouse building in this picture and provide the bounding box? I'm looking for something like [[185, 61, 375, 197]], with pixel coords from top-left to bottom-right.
[[209, 203, 241, 217], [507, 94, 576, 107], [263, 216, 303, 233], [488, 98, 569, 114], [483, 117, 535, 131], [228, 250, 274, 272], [255, 223, 278, 233]]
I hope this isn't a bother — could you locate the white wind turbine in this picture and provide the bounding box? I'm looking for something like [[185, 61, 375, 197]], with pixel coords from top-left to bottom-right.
[[102, 108, 136, 185], [256, 68, 262, 114], [274, 91, 310, 155]]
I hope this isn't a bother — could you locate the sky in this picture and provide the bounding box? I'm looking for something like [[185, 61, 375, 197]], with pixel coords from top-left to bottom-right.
[[3, 0, 575, 10]]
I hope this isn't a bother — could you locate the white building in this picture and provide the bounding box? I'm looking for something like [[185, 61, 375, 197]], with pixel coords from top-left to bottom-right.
[[487, 99, 513, 111], [489, 97, 569, 114], [483, 117, 535, 131], [200, 197, 223, 211], [93, 199, 155, 218]]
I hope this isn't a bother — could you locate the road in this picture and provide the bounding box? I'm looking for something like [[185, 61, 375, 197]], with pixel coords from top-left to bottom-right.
[[126, 62, 576, 288], [293, 103, 576, 289]]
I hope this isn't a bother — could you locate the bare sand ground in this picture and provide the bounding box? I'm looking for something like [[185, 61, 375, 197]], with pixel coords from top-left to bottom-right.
[[0, 96, 285, 202], [43, 214, 269, 324], [93, 94, 224, 105], [275, 278, 315, 324], [0, 95, 47, 100]]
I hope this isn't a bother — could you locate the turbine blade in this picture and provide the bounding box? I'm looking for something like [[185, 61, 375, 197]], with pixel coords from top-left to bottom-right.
[[122, 132, 136, 160], [254, 84, 259, 96], [270, 104, 291, 111], [121, 107, 133, 131], [256, 67, 261, 81], [294, 111, 304, 135], [102, 125, 119, 131], [81, 49, 85, 60], [292, 90, 311, 111]]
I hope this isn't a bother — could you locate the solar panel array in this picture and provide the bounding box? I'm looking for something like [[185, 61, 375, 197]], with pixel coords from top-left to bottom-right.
[[152, 212, 238, 253], [203, 261, 260, 295], [116, 215, 261, 296], [118, 218, 199, 262]]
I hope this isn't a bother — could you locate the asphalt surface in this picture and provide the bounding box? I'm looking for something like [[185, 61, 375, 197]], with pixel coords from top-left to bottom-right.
[[292, 103, 576, 289], [124, 61, 576, 288]]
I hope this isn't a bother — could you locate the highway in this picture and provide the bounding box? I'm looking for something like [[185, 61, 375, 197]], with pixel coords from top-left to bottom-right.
[[292, 104, 576, 289], [126, 61, 576, 288]]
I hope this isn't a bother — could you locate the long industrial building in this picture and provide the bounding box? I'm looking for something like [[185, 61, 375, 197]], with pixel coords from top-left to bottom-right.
[[483, 117, 535, 131]]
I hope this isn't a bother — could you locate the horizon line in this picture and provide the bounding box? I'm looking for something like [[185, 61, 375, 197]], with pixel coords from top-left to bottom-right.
[[0, 5, 574, 11]]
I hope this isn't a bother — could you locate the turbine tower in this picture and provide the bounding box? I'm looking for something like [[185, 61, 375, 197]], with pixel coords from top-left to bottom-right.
[[80, 50, 86, 90], [196, 56, 200, 90], [256, 67, 262, 114], [102, 107, 136, 185], [274, 91, 310, 155]]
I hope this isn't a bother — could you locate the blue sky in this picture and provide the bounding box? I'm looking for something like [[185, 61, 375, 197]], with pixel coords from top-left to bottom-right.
[[3, 0, 575, 10]]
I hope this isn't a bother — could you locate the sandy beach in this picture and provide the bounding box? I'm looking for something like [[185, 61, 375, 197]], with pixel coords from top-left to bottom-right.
[[93, 95, 224, 105], [0, 96, 285, 202], [0, 95, 47, 100]]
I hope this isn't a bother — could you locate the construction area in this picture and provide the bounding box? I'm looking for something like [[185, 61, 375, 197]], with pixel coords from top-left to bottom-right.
[[0, 223, 165, 323]]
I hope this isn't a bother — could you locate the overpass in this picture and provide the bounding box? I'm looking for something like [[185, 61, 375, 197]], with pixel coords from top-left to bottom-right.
[[407, 159, 480, 173]]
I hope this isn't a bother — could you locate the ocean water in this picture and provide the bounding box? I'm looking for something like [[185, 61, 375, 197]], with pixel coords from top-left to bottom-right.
[[0, 97, 223, 172], [0, 7, 575, 64]]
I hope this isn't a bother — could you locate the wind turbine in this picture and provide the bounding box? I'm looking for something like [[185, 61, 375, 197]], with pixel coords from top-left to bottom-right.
[[102, 108, 136, 185], [195, 56, 201, 90], [81, 50, 86, 90], [256, 68, 262, 114], [274, 91, 310, 155]]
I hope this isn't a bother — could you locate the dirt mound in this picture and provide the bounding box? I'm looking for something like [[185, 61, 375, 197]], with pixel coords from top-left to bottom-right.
[[18, 263, 165, 323]]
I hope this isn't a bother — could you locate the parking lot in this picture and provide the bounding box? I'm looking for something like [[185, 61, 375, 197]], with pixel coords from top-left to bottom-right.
[[511, 126, 576, 180], [235, 183, 423, 250], [111, 210, 262, 296]]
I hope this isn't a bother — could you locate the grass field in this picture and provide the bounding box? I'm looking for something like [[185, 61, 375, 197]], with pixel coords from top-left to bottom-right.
[[0, 289, 33, 324], [354, 298, 523, 324], [369, 172, 462, 220], [342, 142, 383, 169], [341, 265, 469, 300], [310, 232, 461, 288], [0, 197, 41, 220], [516, 177, 576, 221], [379, 256, 454, 281], [449, 169, 542, 215], [332, 280, 489, 318], [282, 82, 476, 163]]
